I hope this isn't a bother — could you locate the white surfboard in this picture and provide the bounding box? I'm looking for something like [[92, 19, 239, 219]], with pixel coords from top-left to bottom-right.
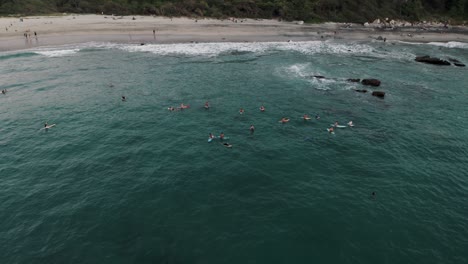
[[330, 124, 346, 128]]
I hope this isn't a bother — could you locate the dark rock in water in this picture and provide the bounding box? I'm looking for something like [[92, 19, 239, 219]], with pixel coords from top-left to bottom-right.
[[347, 78, 361, 83], [354, 89, 368, 93], [140, 43, 145, 45], [313, 75, 326, 79], [415, 56, 450, 65], [376, 36, 383, 40], [362, 79, 381, 86], [454, 63, 466, 67], [372, 91, 385, 98]]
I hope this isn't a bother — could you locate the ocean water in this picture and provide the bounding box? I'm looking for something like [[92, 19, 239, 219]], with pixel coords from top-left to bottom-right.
[[0, 40, 467, 264]]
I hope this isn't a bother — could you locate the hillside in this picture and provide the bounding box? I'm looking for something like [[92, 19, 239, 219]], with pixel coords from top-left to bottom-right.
[[0, 0, 467, 23]]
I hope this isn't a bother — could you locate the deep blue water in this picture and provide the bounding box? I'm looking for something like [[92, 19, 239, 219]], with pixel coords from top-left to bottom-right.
[[0, 40, 467, 263]]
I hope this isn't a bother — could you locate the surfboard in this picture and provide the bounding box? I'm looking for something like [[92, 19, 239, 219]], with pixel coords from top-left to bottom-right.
[[302, 117, 311, 120], [41, 124, 56, 130], [209, 136, 229, 142], [330, 124, 346, 128]]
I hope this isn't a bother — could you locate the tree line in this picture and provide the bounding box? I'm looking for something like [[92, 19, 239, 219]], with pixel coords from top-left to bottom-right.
[[0, 0, 466, 23]]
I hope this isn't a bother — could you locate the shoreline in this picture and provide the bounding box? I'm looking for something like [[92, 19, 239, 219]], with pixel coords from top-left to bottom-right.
[[1, 14, 468, 52]]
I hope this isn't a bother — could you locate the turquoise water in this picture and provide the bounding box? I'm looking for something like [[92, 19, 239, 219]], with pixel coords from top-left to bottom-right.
[[1, 40, 467, 263]]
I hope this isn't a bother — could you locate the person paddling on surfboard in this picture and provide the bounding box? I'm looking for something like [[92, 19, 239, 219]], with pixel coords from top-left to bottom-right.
[[204, 101, 210, 109], [315, 114, 320, 120], [250, 125, 255, 135], [239, 108, 244, 115], [348, 121, 354, 127], [328, 127, 334, 133], [303, 114, 310, 120], [334, 121, 339, 127], [280, 117, 289, 123], [223, 142, 232, 148], [121, 96, 126, 102], [219, 132, 225, 140], [260, 105, 265, 112], [209, 133, 215, 139]]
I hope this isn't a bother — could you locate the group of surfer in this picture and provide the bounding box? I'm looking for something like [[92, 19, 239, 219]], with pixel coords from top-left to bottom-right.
[[164, 101, 356, 146]]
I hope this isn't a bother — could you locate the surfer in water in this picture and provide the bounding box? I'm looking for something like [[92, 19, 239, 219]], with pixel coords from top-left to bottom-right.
[[328, 127, 334, 133], [315, 114, 320, 120], [334, 121, 339, 127], [44, 122, 48, 128], [239, 108, 244, 115], [260, 105, 265, 112], [209, 133, 215, 139], [204, 101, 210, 109], [280, 117, 289, 124], [168, 106, 175, 111], [121, 96, 126, 102], [223, 142, 232, 148], [348, 121, 354, 127], [303, 114, 310, 120], [250, 125, 255, 135], [219, 132, 225, 140]]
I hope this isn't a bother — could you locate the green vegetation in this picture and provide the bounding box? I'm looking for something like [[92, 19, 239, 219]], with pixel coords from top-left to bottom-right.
[[0, 0, 466, 23]]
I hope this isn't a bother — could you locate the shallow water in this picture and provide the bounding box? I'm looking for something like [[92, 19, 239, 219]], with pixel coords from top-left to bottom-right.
[[1, 40, 467, 263]]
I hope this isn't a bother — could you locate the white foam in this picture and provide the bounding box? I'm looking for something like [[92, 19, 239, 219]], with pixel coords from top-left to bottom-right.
[[427, 41, 468, 49], [103, 41, 378, 57], [116, 42, 269, 57], [395, 40, 468, 49], [285, 63, 311, 78], [34, 49, 79, 57], [307, 76, 340, 91], [29, 40, 420, 59]]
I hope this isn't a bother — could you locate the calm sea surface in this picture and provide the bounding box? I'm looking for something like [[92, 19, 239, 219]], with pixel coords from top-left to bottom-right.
[[1, 40, 467, 263]]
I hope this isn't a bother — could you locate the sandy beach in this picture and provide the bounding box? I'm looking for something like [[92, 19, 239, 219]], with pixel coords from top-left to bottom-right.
[[1, 14, 468, 51]]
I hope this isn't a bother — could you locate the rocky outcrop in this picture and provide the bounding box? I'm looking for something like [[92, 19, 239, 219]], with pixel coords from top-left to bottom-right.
[[362, 79, 381, 87], [415, 56, 450, 65], [372, 91, 385, 98]]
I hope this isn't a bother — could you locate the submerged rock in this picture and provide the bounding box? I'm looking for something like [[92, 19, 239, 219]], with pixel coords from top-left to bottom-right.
[[372, 91, 385, 98], [354, 89, 368, 93], [415, 56, 450, 65], [362, 79, 381, 86]]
